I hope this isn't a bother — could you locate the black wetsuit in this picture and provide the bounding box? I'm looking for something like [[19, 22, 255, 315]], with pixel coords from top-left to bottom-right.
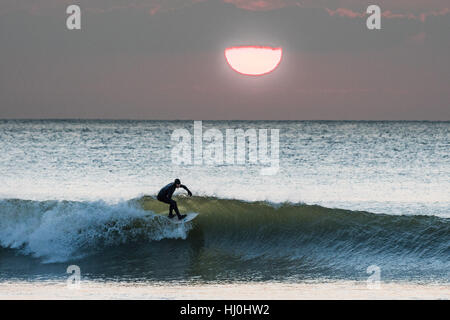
[[157, 182, 191, 217]]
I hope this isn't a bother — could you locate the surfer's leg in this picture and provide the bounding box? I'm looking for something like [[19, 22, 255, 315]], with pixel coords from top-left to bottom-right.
[[169, 199, 181, 217], [158, 196, 174, 218], [169, 200, 186, 220]]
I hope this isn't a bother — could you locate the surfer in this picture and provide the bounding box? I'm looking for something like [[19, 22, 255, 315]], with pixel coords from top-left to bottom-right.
[[157, 179, 192, 220]]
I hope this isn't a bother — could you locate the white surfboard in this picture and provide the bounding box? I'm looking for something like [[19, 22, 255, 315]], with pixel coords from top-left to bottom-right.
[[168, 212, 198, 224]]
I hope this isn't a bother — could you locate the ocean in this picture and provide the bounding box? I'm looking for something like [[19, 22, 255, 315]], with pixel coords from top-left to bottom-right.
[[0, 120, 448, 299]]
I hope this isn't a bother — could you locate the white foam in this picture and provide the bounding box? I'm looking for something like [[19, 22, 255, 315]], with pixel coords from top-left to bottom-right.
[[0, 200, 189, 263]]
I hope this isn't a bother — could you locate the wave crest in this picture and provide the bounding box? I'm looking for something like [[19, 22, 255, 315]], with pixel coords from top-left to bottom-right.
[[0, 199, 190, 263]]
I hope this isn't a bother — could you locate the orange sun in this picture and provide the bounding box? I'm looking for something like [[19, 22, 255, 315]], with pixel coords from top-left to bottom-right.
[[225, 46, 282, 76]]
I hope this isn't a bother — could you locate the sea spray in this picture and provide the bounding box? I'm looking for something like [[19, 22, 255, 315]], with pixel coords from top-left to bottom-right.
[[0, 199, 190, 263]]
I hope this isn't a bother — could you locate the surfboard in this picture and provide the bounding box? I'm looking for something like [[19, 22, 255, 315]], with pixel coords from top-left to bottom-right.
[[168, 212, 198, 224]]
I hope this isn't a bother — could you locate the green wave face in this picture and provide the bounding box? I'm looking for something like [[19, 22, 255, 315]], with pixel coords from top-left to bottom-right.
[[135, 196, 450, 282]]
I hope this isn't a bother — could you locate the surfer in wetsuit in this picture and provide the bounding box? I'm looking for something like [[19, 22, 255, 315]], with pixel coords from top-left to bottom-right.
[[157, 179, 192, 220]]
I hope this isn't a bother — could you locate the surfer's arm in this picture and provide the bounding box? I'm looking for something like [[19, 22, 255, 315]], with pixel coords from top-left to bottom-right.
[[181, 185, 192, 196]]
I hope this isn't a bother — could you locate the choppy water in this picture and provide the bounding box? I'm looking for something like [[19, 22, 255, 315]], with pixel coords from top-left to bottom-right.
[[0, 120, 448, 283]]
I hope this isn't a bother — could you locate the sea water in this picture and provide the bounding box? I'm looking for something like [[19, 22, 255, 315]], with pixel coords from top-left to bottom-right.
[[0, 120, 448, 298]]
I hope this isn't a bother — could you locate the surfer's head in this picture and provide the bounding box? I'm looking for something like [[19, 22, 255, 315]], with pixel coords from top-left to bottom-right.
[[174, 178, 181, 187]]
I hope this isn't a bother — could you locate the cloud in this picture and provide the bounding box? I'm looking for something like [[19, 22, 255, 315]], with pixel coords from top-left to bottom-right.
[[223, 0, 450, 12], [325, 6, 450, 22], [224, 0, 300, 11], [419, 7, 450, 22], [1, 0, 448, 22], [1, 0, 447, 56], [326, 8, 364, 18]]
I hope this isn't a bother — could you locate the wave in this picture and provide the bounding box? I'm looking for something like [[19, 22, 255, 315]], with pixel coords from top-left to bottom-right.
[[0, 196, 449, 281], [138, 196, 450, 260], [0, 199, 190, 263]]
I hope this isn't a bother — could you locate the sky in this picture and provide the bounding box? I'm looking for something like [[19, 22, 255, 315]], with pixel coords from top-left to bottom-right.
[[0, 0, 449, 120]]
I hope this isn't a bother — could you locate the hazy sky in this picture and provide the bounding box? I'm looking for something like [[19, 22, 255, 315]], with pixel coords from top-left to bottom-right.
[[0, 0, 449, 120]]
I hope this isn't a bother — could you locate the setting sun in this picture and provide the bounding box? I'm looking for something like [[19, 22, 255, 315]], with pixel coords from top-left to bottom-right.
[[225, 46, 282, 76]]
